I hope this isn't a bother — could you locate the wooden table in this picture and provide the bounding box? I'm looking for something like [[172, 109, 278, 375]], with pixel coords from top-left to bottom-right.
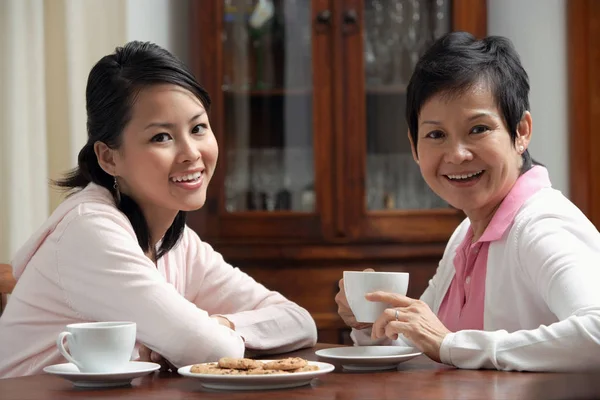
[[2, 343, 600, 399]]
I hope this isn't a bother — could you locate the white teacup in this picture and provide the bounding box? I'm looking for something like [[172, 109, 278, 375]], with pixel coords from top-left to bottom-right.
[[343, 271, 409, 323], [56, 321, 136, 373]]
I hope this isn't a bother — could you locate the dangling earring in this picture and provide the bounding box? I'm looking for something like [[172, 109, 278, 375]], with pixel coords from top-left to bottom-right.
[[113, 176, 121, 204]]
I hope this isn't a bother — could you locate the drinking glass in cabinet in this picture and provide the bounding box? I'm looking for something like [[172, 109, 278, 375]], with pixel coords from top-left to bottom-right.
[[283, 147, 314, 212], [224, 149, 250, 212], [229, 147, 315, 212], [363, 0, 450, 87], [222, 0, 312, 92], [366, 153, 447, 210], [252, 148, 283, 211]]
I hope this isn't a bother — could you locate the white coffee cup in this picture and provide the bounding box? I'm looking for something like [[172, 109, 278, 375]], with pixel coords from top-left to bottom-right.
[[56, 321, 136, 373], [343, 271, 409, 323]]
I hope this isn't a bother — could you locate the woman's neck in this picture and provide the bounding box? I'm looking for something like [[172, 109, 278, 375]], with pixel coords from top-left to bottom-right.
[[465, 202, 501, 242], [140, 204, 178, 258], [116, 186, 178, 263]]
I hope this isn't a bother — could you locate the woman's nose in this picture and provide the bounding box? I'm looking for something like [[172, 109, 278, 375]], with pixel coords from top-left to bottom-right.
[[444, 141, 474, 164], [177, 138, 201, 163]]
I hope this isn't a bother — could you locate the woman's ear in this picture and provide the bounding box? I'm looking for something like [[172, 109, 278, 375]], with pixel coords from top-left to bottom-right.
[[516, 111, 532, 153], [407, 130, 419, 164], [94, 141, 118, 176]]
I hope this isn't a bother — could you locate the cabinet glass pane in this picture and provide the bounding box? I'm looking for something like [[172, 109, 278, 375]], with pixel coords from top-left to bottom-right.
[[222, 0, 315, 212], [364, 0, 450, 210]]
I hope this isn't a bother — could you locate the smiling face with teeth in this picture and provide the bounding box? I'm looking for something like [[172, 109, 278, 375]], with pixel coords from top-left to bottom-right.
[[98, 84, 218, 223], [409, 82, 532, 223]]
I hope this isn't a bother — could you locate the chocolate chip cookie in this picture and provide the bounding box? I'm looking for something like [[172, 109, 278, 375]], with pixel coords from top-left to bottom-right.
[[263, 357, 308, 371], [218, 357, 263, 370]]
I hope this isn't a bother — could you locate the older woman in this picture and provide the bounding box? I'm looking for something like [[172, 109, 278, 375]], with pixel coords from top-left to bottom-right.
[[336, 32, 600, 372]]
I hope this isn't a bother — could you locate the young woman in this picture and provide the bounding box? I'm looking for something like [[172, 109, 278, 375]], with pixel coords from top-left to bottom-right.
[[336, 32, 600, 372], [0, 41, 317, 378]]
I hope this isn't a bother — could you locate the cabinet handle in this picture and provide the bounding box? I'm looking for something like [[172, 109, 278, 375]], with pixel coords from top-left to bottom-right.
[[343, 9, 358, 25], [315, 9, 332, 25], [342, 9, 359, 35]]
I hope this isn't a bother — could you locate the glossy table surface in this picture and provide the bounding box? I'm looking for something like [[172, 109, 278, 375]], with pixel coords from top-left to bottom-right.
[[2, 343, 600, 400]]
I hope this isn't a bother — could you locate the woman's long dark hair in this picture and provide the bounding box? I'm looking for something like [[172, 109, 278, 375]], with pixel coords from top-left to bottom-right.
[[55, 41, 211, 260]]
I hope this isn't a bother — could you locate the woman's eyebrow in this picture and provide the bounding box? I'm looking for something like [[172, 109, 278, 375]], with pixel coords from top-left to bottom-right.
[[144, 111, 206, 130]]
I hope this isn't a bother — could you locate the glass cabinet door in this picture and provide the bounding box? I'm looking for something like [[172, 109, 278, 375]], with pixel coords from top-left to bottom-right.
[[221, 0, 315, 213], [364, 0, 450, 211]]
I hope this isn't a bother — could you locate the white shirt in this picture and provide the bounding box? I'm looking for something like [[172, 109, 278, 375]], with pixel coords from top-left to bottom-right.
[[352, 186, 600, 371]]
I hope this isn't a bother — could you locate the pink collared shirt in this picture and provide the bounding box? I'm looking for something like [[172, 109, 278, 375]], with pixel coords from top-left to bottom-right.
[[437, 166, 551, 332]]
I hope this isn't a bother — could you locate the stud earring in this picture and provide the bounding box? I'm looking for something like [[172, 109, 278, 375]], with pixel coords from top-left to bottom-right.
[[113, 176, 121, 204], [518, 145, 524, 153]]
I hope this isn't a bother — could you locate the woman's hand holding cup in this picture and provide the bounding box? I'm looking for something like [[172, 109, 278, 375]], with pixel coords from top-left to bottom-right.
[[335, 268, 375, 330]]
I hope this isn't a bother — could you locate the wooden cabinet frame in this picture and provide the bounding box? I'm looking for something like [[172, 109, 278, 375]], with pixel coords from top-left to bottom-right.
[[568, 0, 600, 228]]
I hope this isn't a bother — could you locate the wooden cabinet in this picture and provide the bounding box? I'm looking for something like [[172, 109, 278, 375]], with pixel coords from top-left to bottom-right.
[[568, 0, 600, 229], [189, 0, 486, 343]]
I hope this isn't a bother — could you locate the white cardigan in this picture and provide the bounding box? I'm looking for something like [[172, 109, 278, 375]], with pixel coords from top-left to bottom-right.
[[352, 187, 600, 371]]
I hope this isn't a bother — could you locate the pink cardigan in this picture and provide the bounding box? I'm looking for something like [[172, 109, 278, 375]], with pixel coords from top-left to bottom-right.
[[0, 183, 317, 378]]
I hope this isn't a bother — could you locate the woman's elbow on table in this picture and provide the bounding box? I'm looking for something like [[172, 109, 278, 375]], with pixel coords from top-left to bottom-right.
[[297, 306, 318, 347], [172, 330, 246, 367], [307, 327, 318, 348], [204, 333, 246, 361], [282, 304, 318, 350]]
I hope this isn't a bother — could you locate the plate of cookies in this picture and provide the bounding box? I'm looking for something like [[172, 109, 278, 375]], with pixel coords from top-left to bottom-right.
[[178, 357, 334, 390]]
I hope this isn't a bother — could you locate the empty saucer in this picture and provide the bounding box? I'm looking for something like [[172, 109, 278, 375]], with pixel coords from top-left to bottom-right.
[[315, 346, 422, 371]]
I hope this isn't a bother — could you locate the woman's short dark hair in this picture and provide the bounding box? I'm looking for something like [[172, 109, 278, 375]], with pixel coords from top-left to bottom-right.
[[55, 41, 211, 260], [406, 31, 538, 172]]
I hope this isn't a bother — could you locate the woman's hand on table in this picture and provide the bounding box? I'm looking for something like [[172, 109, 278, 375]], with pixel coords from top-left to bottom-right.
[[367, 291, 451, 363], [335, 269, 374, 330], [211, 315, 235, 330], [138, 345, 176, 372]]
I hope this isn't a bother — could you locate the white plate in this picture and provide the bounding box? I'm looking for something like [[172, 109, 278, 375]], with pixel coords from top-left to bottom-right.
[[178, 360, 334, 391], [43, 361, 160, 388], [315, 346, 422, 371]]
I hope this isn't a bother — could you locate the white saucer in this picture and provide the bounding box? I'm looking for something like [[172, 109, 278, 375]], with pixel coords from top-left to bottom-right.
[[43, 361, 160, 388], [178, 360, 334, 391], [315, 346, 422, 371]]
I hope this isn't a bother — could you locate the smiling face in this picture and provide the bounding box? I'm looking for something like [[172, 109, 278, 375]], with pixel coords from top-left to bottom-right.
[[97, 83, 218, 218], [410, 81, 531, 219]]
